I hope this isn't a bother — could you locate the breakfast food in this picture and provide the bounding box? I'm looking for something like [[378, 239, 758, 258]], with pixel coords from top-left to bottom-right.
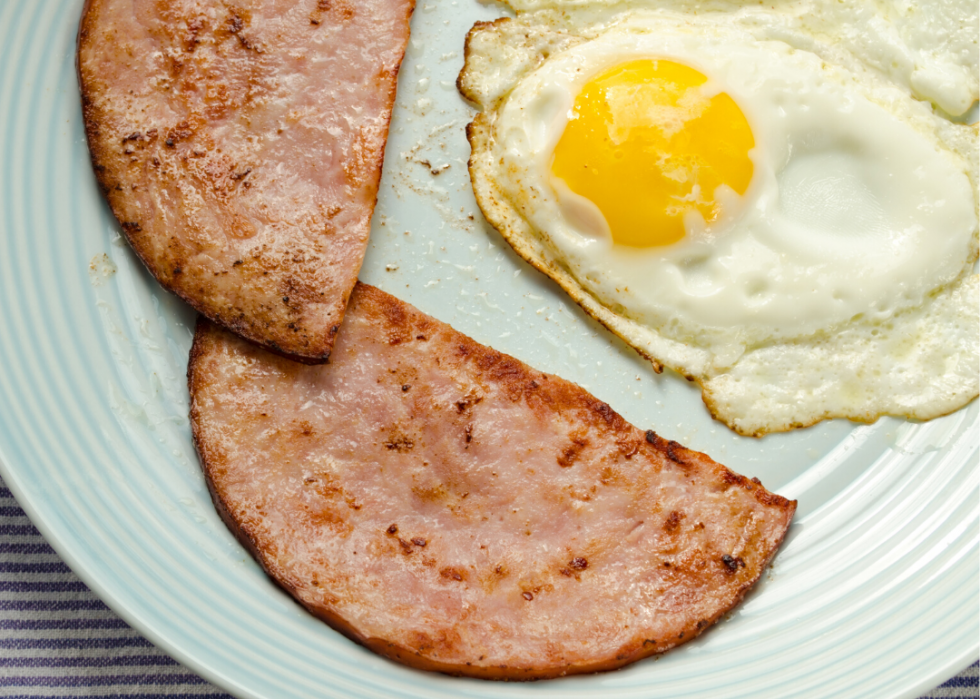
[[460, 8, 979, 436], [189, 282, 796, 679], [78, 0, 415, 363]]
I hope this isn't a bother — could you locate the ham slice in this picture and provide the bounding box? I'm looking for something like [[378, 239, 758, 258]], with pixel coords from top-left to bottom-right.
[[78, 0, 415, 362], [189, 283, 796, 679]]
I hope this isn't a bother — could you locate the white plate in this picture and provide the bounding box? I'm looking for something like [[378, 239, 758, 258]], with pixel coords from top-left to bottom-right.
[[0, 2, 976, 698]]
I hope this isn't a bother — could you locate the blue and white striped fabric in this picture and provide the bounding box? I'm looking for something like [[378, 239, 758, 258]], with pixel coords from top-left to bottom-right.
[[0, 477, 975, 698], [0, 477, 230, 699]]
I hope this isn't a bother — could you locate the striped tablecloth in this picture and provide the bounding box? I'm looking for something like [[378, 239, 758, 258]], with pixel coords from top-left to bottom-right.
[[1, 476, 976, 698]]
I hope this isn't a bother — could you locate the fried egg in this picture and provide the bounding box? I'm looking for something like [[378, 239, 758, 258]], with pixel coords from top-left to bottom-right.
[[460, 11, 979, 435]]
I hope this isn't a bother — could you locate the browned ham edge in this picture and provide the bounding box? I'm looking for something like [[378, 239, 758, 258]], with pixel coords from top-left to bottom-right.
[[189, 283, 796, 680], [78, 0, 415, 363]]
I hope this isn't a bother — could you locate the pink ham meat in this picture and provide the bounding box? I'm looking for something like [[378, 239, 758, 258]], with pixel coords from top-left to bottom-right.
[[189, 283, 796, 679], [78, 0, 414, 362]]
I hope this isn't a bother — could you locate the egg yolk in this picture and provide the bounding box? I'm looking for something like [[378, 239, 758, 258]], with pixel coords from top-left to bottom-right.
[[551, 59, 755, 248]]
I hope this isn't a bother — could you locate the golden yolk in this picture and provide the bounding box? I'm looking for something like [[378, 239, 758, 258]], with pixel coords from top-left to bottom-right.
[[551, 59, 755, 248]]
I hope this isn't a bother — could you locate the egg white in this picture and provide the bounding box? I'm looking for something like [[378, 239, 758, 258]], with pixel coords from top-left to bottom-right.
[[494, 16, 976, 349], [495, 0, 980, 117]]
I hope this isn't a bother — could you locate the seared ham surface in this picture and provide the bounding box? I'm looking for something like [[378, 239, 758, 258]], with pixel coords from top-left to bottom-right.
[[189, 283, 796, 679], [78, 0, 414, 362]]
